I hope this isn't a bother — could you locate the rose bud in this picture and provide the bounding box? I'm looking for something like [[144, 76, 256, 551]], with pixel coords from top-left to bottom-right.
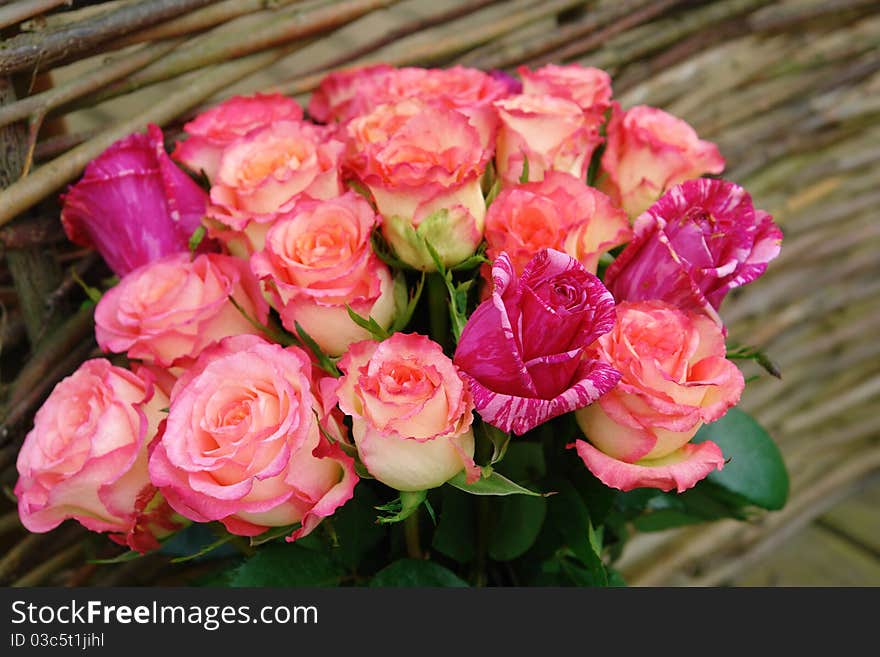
[[173, 93, 303, 181], [454, 249, 620, 436], [95, 252, 269, 368], [61, 124, 209, 276], [598, 104, 725, 218], [206, 119, 344, 254], [345, 99, 491, 270], [518, 63, 612, 121], [15, 360, 183, 553], [250, 192, 396, 356], [149, 335, 358, 540], [484, 170, 631, 276], [572, 300, 744, 493], [331, 333, 479, 492], [494, 94, 603, 186], [604, 178, 783, 324]]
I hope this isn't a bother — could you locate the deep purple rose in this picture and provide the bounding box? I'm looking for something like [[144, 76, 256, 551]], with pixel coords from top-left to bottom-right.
[[61, 124, 210, 275], [604, 178, 782, 323], [454, 248, 620, 435]]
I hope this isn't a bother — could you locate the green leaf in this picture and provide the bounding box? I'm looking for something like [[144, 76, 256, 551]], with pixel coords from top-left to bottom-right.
[[375, 489, 427, 524], [188, 225, 207, 257], [447, 467, 547, 497], [391, 272, 425, 332], [495, 442, 545, 482], [293, 321, 340, 377], [330, 485, 385, 569], [692, 407, 789, 510], [423, 239, 471, 342], [476, 422, 511, 465], [228, 543, 344, 587], [370, 559, 468, 587], [71, 269, 103, 303], [431, 486, 476, 563], [726, 341, 781, 378], [547, 478, 607, 585], [485, 176, 502, 206], [519, 153, 530, 183], [370, 228, 411, 270], [489, 495, 547, 561], [345, 305, 390, 340], [170, 533, 236, 564], [88, 550, 146, 565]]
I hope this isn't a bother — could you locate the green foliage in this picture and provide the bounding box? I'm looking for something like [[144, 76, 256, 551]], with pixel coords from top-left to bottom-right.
[[370, 559, 468, 587], [693, 408, 789, 510], [375, 490, 428, 524], [188, 224, 206, 256], [448, 467, 546, 497], [229, 544, 345, 587], [489, 495, 547, 561], [345, 305, 391, 341], [431, 486, 476, 563]]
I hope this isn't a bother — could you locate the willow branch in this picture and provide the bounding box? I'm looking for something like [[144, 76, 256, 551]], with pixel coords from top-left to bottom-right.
[[0, 47, 288, 226], [0, 0, 71, 31], [0, 38, 182, 129], [74, 0, 396, 109], [0, 0, 214, 75]]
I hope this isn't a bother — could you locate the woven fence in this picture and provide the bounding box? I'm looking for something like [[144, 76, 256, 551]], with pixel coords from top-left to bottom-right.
[[0, 0, 878, 586]]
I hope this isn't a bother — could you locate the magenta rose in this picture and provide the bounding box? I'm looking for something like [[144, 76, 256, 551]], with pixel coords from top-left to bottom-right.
[[15, 360, 183, 552], [604, 178, 783, 323], [454, 249, 620, 435], [173, 93, 303, 181], [61, 124, 209, 276], [149, 335, 358, 540]]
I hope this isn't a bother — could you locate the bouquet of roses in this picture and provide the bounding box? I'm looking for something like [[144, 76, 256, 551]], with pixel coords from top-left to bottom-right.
[[13, 63, 786, 586]]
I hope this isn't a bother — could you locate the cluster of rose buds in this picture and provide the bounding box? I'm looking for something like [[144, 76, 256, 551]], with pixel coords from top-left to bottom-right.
[[17, 63, 781, 551]]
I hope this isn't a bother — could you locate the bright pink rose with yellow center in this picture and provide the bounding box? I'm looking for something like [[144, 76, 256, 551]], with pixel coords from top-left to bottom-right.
[[148, 335, 357, 540], [599, 104, 725, 218], [330, 333, 478, 492], [346, 99, 491, 270], [173, 93, 303, 181], [573, 300, 744, 493], [95, 252, 269, 368], [15, 360, 183, 553], [250, 192, 396, 356], [484, 170, 631, 276]]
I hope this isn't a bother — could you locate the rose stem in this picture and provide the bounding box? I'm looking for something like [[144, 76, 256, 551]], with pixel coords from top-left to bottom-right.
[[470, 435, 493, 586], [426, 272, 451, 353], [403, 512, 422, 560]]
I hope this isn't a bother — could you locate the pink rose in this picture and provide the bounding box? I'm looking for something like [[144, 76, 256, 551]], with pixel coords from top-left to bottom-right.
[[494, 94, 602, 186], [148, 335, 357, 540], [61, 124, 209, 276], [15, 360, 182, 552], [346, 99, 490, 270], [573, 300, 744, 493], [484, 170, 631, 275], [518, 63, 612, 120], [331, 333, 478, 492], [604, 178, 783, 324], [95, 252, 269, 367], [250, 192, 396, 356], [207, 119, 344, 253], [173, 93, 303, 181], [454, 249, 620, 436], [599, 104, 725, 217], [308, 64, 394, 124]]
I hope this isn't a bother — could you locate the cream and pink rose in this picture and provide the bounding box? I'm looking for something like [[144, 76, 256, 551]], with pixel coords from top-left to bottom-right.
[[494, 94, 603, 186], [518, 63, 612, 121], [250, 192, 395, 356], [484, 170, 631, 275], [15, 360, 182, 552], [95, 252, 269, 368], [572, 300, 744, 493], [346, 99, 490, 270], [207, 119, 344, 254], [599, 104, 725, 218], [148, 335, 357, 540], [173, 93, 303, 181], [330, 333, 478, 492]]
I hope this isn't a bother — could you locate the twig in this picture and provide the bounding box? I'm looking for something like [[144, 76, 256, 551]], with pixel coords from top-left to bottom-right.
[[12, 541, 84, 587], [0, 0, 71, 31], [0, 47, 289, 226], [0, 0, 214, 75], [0, 38, 183, 129]]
